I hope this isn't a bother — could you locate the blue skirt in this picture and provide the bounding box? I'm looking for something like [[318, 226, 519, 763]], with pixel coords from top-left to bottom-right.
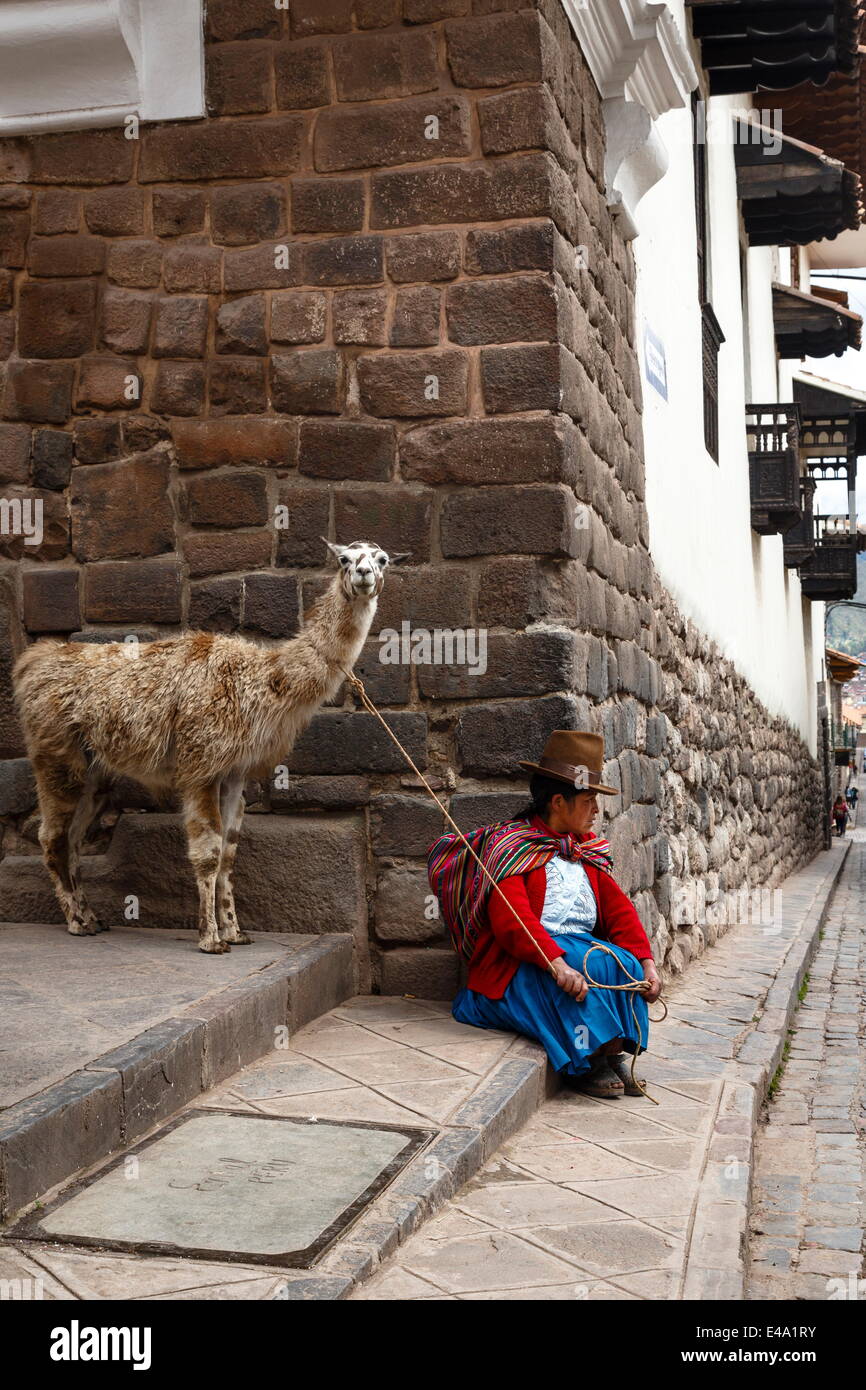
[[452, 932, 649, 1078]]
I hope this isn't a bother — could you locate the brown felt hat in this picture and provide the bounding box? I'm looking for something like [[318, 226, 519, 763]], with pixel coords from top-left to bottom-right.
[[518, 730, 617, 796]]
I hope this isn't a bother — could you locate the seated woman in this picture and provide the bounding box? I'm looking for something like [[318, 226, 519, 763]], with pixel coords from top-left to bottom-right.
[[429, 731, 661, 1100]]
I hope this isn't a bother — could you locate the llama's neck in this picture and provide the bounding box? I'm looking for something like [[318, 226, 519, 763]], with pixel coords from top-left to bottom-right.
[[286, 574, 378, 690]]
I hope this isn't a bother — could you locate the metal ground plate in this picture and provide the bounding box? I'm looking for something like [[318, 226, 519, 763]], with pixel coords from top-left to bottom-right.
[[10, 1109, 434, 1268]]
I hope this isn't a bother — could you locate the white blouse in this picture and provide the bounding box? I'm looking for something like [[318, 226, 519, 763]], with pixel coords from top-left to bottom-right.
[[539, 855, 598, 936]]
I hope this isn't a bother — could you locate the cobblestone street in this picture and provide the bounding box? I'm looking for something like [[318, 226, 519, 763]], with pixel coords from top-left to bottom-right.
[[748, 813, 866, 1301]]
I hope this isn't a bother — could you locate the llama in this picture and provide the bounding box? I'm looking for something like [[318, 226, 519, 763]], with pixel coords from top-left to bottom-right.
[[13, 540, 407, 953]]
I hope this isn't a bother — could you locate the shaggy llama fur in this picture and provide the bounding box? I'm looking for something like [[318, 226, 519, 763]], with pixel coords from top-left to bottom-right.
[[14, 540, 406, 952]]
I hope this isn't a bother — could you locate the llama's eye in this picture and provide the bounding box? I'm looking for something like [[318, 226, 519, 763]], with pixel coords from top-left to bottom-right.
[[339, 555, 350, 567], [376, 554, 387, 567]]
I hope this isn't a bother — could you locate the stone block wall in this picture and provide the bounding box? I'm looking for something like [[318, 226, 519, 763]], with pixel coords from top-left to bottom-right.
[[0, 0, 822, 994]]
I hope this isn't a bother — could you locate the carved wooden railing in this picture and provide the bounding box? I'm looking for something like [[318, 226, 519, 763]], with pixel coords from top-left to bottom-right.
[[746, 403, 802, 535]]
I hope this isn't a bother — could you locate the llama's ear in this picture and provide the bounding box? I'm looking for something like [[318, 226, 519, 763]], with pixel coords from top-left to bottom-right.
[[387, 551, 412, 566], [321, 537, 346, 563]]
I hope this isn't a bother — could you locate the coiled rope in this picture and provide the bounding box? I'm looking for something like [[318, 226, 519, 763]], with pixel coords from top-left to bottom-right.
[[339, 665, 667, 1102]]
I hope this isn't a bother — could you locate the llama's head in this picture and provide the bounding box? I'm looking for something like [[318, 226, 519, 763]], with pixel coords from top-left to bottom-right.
[[322, 539, 410, 600]]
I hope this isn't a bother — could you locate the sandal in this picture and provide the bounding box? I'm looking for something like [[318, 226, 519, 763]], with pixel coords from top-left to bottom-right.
[[567, 1060, 624, 1099], [607, 1052, 647, 1097]]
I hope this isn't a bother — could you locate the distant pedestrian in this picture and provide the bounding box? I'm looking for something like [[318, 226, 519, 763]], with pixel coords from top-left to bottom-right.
[[846, 784, 858, 808], [833, 796, 849, 837]]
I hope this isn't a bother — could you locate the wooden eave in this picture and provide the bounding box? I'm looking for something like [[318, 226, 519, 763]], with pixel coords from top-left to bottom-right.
[[686, 0, 864, 94], [775, 49, 866, 181], [827, 645, 863, 680], [772, 282, 863, 356], [735, 119, 864, 243]]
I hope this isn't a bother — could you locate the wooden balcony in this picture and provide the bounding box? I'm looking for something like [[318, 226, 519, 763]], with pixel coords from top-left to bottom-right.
[[783, 475, 817, 569], [799, 413, 858, 476], [798, 519, 859, 600], [747, 403, 802, 535], [794, 407, 863, 596]]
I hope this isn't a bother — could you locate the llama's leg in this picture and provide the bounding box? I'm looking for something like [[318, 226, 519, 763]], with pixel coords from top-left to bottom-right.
[[182, 783, 228, 954], [66, 769, 111, 933], [33, 757, 96, 936], [217, 774, 251, 945]]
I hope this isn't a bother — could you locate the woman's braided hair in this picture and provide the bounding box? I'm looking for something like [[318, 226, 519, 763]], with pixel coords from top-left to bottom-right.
[[516, 772, 591, 823]]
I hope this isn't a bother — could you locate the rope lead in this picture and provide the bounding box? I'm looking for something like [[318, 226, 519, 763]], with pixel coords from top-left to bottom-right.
[[339, 665, 666, 1102]]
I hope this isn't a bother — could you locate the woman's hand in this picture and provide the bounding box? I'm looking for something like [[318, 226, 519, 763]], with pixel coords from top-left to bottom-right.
[[550, 957, 589, 1001], [640, 959, 661, 1004]]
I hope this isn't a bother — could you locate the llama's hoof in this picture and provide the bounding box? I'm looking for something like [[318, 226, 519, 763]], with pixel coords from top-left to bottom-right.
[[231, 932, 253, 945], [68, 918, 102, 936], [200, 939, 231, 954]]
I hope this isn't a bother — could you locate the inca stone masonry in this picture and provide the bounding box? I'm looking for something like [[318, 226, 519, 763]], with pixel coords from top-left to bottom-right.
[[0, 0, 822, 994]]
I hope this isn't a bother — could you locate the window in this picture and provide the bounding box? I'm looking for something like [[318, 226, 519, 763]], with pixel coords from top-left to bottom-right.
[[701, 303, 725, 462], [692, 92, 725, 462]]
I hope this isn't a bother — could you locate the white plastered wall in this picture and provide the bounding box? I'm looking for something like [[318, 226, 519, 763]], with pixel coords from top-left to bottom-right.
[[0, 0, 205, 134], [632, 71, 823, 752]]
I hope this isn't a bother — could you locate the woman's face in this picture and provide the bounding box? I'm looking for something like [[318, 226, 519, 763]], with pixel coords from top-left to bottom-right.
[[546, 789, 599, 835]]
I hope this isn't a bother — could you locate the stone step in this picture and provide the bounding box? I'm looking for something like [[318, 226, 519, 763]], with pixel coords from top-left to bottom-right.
[[0, 924, 354, 1222], [0, 810, 368, 937], [3, 991, 553, 1299]]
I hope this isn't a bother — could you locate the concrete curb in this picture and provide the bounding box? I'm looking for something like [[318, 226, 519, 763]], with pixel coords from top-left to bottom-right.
[[681, 840, 851, 1300], [283, 1036, 553, 1298], [0, 934, 354, 1223]]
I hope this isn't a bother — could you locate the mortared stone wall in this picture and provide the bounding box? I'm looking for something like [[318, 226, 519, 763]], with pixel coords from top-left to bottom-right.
[[0, 0, 822, 994]]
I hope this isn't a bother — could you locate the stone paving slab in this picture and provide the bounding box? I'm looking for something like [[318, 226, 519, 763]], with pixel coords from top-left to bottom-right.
[[17, 1110, 431, 1268], [0, 925, 354, 1220], [0, 923, 342, 1107]]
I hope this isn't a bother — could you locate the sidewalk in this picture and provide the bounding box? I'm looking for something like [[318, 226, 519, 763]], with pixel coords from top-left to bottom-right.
[[351, 841, 849, 1300], [0, 837, 848, 1300], [1, 993, 547, 1299]]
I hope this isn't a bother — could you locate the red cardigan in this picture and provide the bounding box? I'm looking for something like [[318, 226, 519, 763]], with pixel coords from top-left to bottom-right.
[[465, 814, 654, 1000]]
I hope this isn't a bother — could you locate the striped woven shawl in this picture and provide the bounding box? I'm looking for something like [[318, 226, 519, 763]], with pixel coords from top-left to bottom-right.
[[427, 819, 614, 963]]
